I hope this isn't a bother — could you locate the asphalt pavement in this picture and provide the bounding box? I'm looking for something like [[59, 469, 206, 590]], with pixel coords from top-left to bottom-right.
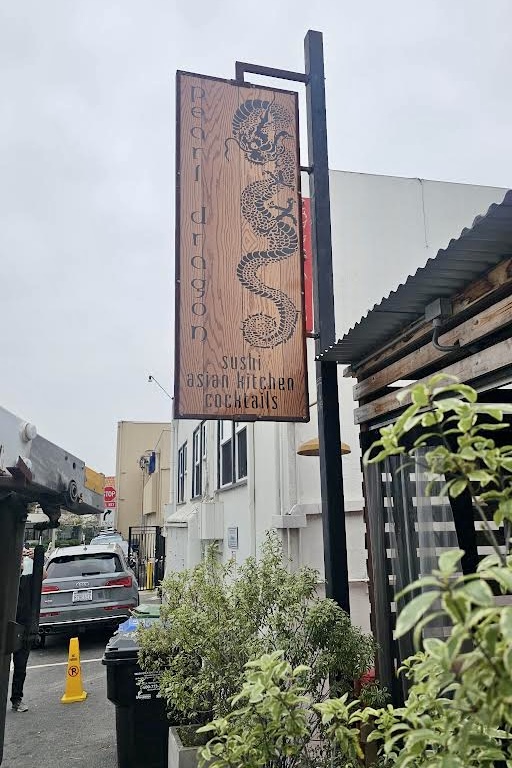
[[3, 629, 117, 768], [2, 590, 162, 768]]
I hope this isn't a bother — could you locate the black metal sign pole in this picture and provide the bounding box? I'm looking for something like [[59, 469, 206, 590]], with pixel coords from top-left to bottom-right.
[[304, 30, 350, 613], [235, 29, 350, 613]]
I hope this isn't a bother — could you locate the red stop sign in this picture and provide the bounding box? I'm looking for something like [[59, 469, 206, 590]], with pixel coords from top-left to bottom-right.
[[104, 486, 116, 508]]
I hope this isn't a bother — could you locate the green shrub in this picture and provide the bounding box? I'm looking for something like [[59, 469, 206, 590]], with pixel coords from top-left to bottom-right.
[[55, 538, 82, 548], [138, 533, 374, 726]]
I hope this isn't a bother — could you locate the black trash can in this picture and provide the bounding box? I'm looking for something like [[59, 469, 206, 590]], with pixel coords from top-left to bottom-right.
[[103, 617, 169, 768]]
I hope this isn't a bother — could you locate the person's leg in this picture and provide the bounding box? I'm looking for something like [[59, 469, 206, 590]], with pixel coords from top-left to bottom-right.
[[11, 645, 30, 710]]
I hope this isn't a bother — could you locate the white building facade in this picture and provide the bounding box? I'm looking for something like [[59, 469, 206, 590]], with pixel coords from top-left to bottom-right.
[[165, 170, 506, 632]]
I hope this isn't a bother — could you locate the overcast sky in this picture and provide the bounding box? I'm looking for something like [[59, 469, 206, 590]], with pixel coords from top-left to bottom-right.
[[1, 0, 511, 473]]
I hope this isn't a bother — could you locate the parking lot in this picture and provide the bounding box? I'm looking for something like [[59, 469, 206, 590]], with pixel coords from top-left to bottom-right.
[[4, 629, 117, 768]]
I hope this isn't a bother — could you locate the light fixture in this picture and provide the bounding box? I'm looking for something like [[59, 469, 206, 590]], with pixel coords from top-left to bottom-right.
[[296, 437, 351, 457]]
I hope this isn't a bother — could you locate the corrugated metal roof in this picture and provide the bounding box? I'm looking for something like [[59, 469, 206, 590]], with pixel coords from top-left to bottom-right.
[[318, 189, 512, 367]]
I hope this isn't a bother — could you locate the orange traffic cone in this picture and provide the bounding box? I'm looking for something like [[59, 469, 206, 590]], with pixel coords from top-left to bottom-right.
[[61, 636, 87, 703]]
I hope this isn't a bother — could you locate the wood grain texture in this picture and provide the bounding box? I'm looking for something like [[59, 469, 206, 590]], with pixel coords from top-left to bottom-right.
[[347, 258, 512, 380], [353, 290, 512, 401], [354, 336, 512, 425], [175, 72, 308, 421]]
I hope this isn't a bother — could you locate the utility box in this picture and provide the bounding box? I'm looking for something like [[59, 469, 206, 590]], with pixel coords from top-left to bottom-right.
[[198, 503, 224, 541], [165, 508, 202, 573]]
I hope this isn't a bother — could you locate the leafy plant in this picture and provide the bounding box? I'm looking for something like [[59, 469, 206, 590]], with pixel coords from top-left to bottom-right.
[[357, 681, 389, 709], [319, 377, 512, 767], [198, 651, 364, 768], [365, 374, 512, 558], [138, 533, 374, 731], [198, 652, 312, 768], [196, 378, 512, 767]]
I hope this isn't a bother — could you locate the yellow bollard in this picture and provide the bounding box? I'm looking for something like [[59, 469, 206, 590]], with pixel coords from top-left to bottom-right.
[[61, 636, 87, 704], [145, 560, 154, 590]]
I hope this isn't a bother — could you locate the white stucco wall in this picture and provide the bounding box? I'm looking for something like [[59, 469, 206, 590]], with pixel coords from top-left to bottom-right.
[[330, 172, 506, 524], [166, 171, 507, 635]]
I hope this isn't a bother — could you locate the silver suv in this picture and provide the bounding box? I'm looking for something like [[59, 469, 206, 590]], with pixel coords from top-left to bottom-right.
[[39, 543, 139, 642], [90, 530, 129, 556]]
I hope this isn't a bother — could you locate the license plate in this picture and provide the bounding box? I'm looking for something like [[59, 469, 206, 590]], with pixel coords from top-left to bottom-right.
[[72, 589, 93, 603]]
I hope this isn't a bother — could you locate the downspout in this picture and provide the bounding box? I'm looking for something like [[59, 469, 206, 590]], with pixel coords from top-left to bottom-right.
[[286, 423, 298, 510], [168, 418, 177, 518], [274, 422, 282, 520], [248, 422, 257, 557], [286, 423, 299, 566], [162, 417, 178, 576]]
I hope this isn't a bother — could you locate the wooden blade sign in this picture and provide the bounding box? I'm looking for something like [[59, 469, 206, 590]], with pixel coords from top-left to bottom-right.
[[174, 71, 309, 421]]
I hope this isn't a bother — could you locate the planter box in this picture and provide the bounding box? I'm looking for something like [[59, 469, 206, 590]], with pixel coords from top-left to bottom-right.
[[168, 726, 211, 768]]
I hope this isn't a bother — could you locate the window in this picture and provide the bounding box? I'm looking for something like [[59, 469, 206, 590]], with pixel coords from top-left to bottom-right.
[[218, 422, 247, 488], [192, 424, 204, 498], [177, 442, 187, 503], [46, 553, 123, 578], [219, 420, 233, 487], [201, 422, 207, 460], [236, 422, 247, 480]]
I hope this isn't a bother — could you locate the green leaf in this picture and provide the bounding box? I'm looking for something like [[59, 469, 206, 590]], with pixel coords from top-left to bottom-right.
[[449, 479, 468, 498], [476, 405, 504, 420], [394, 590, 440, 639], [499, 498, 512, 519], [411, 386, 429, 407], [403, 414, 424, 432], [412, 610, 447, 649], [396, 576, 442, 600], [435, 397, 467, 412], [439, 756, 464, 768], [405, 727, 443, 747], [394, 405, 419, 428], [438, 549, 464, 575], [421, 411, 442, 427], [500, 606, 512, 640], [458, 446, 477, 460], [428, 373, 459, 387], [456, 579, 494, 606], [504, 646, 512, 675], [500, 458, 512, 472], [292, 665, 310, 676], [467, 469, 494, 486], [482, 566, 512, 593]]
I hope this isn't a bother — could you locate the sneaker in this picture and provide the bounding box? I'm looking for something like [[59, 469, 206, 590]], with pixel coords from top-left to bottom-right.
[[12, 702, 28, 712]]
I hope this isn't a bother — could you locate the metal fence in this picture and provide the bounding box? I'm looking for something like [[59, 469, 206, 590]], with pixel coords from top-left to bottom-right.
[[128, 525, 165, 591]]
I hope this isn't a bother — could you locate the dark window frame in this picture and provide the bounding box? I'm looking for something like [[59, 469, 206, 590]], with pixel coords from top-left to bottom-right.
[[192, 423, 205, 499], [218, 422, 247, 489], [177, 441, 187, 503]]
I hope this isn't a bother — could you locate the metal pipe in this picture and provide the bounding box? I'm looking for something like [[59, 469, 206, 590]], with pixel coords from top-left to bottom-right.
[[248, 423, 257, 558], [432, 320, 460, 353], [235, 61, 308, 84]]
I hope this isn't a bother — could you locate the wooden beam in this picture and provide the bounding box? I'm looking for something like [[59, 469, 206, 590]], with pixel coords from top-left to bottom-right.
[[353, 290, 512, 401], [351, 257, 512, 380], [354, 336, 512, 425]]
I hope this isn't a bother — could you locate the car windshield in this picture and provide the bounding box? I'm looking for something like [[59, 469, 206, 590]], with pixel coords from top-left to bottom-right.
[[46, 553, 123, 578]]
